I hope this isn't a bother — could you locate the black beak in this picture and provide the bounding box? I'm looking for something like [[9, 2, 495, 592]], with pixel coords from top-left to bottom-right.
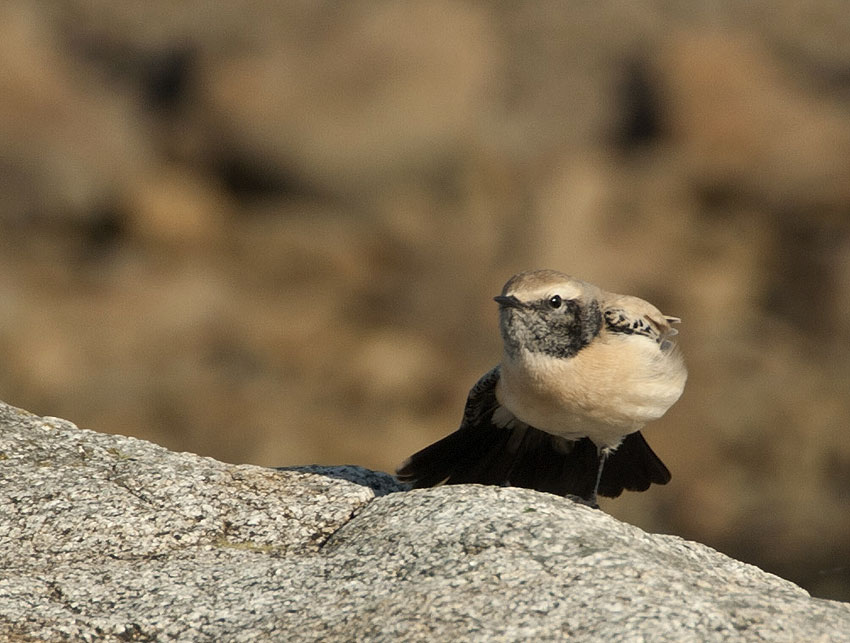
[[494, 295, 522, 309]]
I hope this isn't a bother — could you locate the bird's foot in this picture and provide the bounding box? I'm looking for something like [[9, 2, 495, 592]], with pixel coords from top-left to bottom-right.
[[566, 493, 600, 509]]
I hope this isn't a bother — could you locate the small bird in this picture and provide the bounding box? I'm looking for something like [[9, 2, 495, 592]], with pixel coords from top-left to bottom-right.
[[396, 269, 687, 506]]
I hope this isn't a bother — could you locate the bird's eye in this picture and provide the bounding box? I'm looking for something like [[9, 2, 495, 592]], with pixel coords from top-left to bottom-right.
[[548, 295, 562, 309]]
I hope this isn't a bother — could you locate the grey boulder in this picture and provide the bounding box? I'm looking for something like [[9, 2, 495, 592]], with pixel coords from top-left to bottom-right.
[[1, 401, 848, 641]]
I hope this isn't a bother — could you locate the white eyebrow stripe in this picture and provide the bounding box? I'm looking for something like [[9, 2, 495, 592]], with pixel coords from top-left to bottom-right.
[[514, 282, 584, 301]]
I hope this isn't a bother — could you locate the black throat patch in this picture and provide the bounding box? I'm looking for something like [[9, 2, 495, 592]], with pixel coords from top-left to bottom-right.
[[501, 299, 602, 359]]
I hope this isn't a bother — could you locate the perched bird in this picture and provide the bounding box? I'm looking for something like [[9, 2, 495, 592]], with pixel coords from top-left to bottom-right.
[[396, 269, 687, 506]]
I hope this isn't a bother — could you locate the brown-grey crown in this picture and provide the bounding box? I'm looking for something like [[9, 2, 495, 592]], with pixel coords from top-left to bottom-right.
[[495, 292, 602, 359]]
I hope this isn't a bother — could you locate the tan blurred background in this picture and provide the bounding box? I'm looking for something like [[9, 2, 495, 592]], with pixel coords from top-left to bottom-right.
[[2, 0, 850, 600]]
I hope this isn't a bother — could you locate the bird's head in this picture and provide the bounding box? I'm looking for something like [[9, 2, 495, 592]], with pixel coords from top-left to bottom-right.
[[494, 270, 603, 359]]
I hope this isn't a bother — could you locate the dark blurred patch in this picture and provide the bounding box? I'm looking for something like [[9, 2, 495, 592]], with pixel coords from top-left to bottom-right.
[[732, 533, 850, 603], [763, 215, 844, 337], [612, 57, 666, 152], [789, 554, 850, 603], [204, 335, 265, 380], [812, 567, 850, 603], [720, 430, 781, 478], [693, 182, 748, 215], [0, 201, 127, 266], [823, 451, 850, 498], [144, 46, 196, 113], [829, 65, 850, 100], [78, 205, 127, 257], [803, 59, 850, 102], [212, 153, 314, 204], [62, 33, 196, 115]]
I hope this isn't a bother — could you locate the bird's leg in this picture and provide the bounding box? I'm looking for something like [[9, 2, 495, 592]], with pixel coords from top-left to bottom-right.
[[586, 447, 610, 509]]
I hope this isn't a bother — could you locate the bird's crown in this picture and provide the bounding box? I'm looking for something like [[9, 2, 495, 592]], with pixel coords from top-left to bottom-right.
[[498, 270, 600, 306]]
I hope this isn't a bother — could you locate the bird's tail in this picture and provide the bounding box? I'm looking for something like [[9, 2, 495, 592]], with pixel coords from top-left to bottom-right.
[[397, 426, 670, 501], [396, 422, 525, 489], [598, 431, 671, 497]]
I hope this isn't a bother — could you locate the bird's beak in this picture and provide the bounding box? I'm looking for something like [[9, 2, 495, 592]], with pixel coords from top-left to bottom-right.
[[493, 295, 522, 309]]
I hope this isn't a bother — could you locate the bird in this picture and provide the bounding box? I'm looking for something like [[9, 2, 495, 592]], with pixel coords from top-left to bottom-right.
[[396, 269, 687, 507]]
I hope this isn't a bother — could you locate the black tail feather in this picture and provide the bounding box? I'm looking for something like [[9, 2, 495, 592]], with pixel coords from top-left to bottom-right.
[[396, 423, 515, 489], [598, 431, 671, 498], [506, 430, 599, 498], [397, 426, 670, 501]]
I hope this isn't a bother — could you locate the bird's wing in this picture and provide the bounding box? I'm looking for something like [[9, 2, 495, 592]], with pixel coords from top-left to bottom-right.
[[602, 295, 681, 349]]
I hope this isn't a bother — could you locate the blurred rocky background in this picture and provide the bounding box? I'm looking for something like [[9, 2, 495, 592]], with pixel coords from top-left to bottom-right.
[[1, 0, 849, 600]]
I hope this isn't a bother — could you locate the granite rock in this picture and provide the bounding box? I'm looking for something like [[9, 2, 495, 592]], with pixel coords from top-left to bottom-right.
[[1, 401, 848, 641]]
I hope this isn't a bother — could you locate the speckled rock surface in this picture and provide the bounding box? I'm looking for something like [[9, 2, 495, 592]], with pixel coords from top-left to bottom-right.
[[1, 400, 849, 641]]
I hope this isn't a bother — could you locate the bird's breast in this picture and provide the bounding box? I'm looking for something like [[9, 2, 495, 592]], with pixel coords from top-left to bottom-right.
[[495, 333, 686, 448]]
